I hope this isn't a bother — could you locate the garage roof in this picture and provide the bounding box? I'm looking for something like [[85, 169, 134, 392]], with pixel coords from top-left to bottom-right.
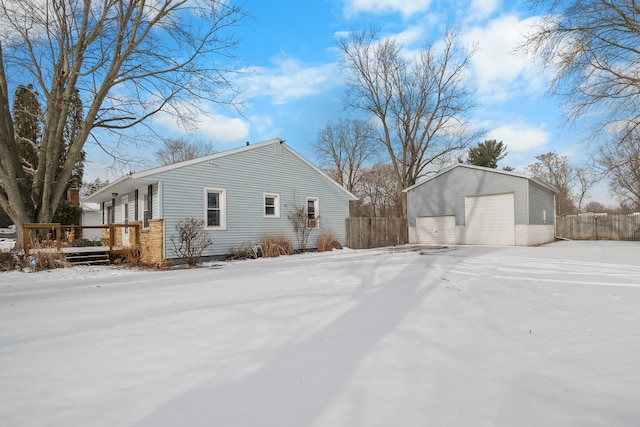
[[402, 164, 557, 194]]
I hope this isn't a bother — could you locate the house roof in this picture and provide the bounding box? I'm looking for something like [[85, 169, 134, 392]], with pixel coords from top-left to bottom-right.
[[84, 138, 357, 203], [402, 163, 557, 194]]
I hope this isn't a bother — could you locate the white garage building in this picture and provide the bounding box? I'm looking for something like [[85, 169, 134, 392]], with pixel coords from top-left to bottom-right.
[[404, 164, 557, 246]]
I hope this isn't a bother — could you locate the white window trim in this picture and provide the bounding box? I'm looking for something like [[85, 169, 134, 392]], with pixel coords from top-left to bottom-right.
[[306, 197, 319, 229], [263, 192, 280, 218], [204, 187, 226, 230]]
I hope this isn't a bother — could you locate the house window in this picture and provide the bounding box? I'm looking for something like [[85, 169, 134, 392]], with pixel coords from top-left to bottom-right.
[[264, 193, 280, 217], [205, 188, 226, 229], [307, 197, 319, 228]]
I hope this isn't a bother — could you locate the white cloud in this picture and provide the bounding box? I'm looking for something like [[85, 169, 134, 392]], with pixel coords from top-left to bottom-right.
[[241, 57, 342, 105], [344, 0, 432, 18], [151, 105, 250, 144], [463, 14, 548, 103], [196, 114, 250, 143], [487, 123, 549, 152], [247, 115, 281, 142], [468, 0, 501, 21]]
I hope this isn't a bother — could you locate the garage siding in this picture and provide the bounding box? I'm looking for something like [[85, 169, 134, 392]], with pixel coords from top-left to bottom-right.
[[406, 166, 529, 228], [405, 164, 557, 246]]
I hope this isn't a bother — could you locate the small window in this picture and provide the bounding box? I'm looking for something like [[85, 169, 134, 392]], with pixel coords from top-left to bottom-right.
[[205, 188, 226, 229], [307, 197, 319, 228], [264, 193, 280, 217]]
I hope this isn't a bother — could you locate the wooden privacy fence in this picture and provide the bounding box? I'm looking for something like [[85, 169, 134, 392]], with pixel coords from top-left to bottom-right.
[[556, 214, 640, 241], [346, 217, 408, 249]]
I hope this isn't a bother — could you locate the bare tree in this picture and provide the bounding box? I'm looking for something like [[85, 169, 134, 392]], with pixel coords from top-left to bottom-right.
[[583, 201, 608, 214], [338, 28, 482, 193], [312, 118, 378, 192], [170, 218, 213, 267], [155, 138, 216, 165], [287, 203, 318, 252], [525, 152, 579, 216], [598, 134, 640, 209], [352, 163, 403, 217], [0, 0, 245, 249], [521, 0, 640, 137], [574, 166, 600, 213]]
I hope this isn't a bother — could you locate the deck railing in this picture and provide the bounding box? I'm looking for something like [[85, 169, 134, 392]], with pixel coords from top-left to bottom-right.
[[22, 223, 140, 254]]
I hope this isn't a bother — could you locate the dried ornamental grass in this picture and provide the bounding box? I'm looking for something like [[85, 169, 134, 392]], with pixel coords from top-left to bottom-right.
[[259, 235, 293, 257], [317, 231, 343, 252]]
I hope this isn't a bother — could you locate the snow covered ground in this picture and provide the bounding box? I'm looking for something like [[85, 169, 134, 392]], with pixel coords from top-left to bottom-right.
[[1, 240, 639, 426]]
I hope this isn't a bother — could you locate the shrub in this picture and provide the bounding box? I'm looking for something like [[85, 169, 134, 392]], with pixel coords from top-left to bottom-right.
[[0, 250, 15, 271], [31, 251, 71, 271], [110, 248, 141, 266], [317, 231, 343, 252], [73, 238, 102, 247], [259, 234, 293, 257], [170, 218, 213, 267], [225, 243, 254, 260], [287, 204, 318, 252]]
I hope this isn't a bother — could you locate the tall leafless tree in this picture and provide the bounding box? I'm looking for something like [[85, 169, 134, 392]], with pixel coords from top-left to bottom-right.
[[338, 28, 482, 194], [312, 118, 378, 192], [0, 0, 245, 248], [525, 152, 579, 216], [598, 134, 640, 210], [522, 0, 640, 138], [155, 138, 216, 165], [351, 163, 404, 217]]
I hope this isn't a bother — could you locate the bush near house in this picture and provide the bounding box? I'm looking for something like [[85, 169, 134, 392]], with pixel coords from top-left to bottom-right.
[[259, 234, 294, 257], [32, 252, 71, 271], [317, 231, 343, 252], [170, 218, 213, 267], [0, 250, 15, 271]]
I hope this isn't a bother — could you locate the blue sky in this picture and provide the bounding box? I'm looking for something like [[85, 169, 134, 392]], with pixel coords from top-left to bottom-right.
[[88, 0, 609, 202]]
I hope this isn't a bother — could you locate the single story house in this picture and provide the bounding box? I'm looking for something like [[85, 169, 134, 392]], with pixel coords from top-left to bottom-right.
[[84, 138, 357, 263], [403, 164, 556, 246]]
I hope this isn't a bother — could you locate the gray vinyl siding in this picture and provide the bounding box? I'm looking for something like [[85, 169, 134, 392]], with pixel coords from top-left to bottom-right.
[[528, 180, 555, 225], [407, 166, 529, 226], [147, 143, 352, 257]]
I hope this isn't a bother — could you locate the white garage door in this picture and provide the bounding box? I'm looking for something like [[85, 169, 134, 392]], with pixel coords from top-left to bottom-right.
[[416, 216, 456, 245], [465, 193, 515, 245]]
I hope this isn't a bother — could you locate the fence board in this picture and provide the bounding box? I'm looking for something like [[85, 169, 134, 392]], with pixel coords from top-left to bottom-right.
[[345, 217, 408, 249], [556, 215, 640, 241]]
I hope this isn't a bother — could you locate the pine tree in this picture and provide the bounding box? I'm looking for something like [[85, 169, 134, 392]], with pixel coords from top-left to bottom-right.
[[467, 140, 508, 169], [61, 89, 85, 189], [12, 84, 41, 175]]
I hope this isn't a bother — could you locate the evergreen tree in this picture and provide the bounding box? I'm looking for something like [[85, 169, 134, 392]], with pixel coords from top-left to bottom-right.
[[467, 140, 508, 169], [12, 84, 41, 174], [61, 89, 85, 189]]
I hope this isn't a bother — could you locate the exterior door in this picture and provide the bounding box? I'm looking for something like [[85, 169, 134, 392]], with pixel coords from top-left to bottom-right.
[[465, 193, 515, 245]]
